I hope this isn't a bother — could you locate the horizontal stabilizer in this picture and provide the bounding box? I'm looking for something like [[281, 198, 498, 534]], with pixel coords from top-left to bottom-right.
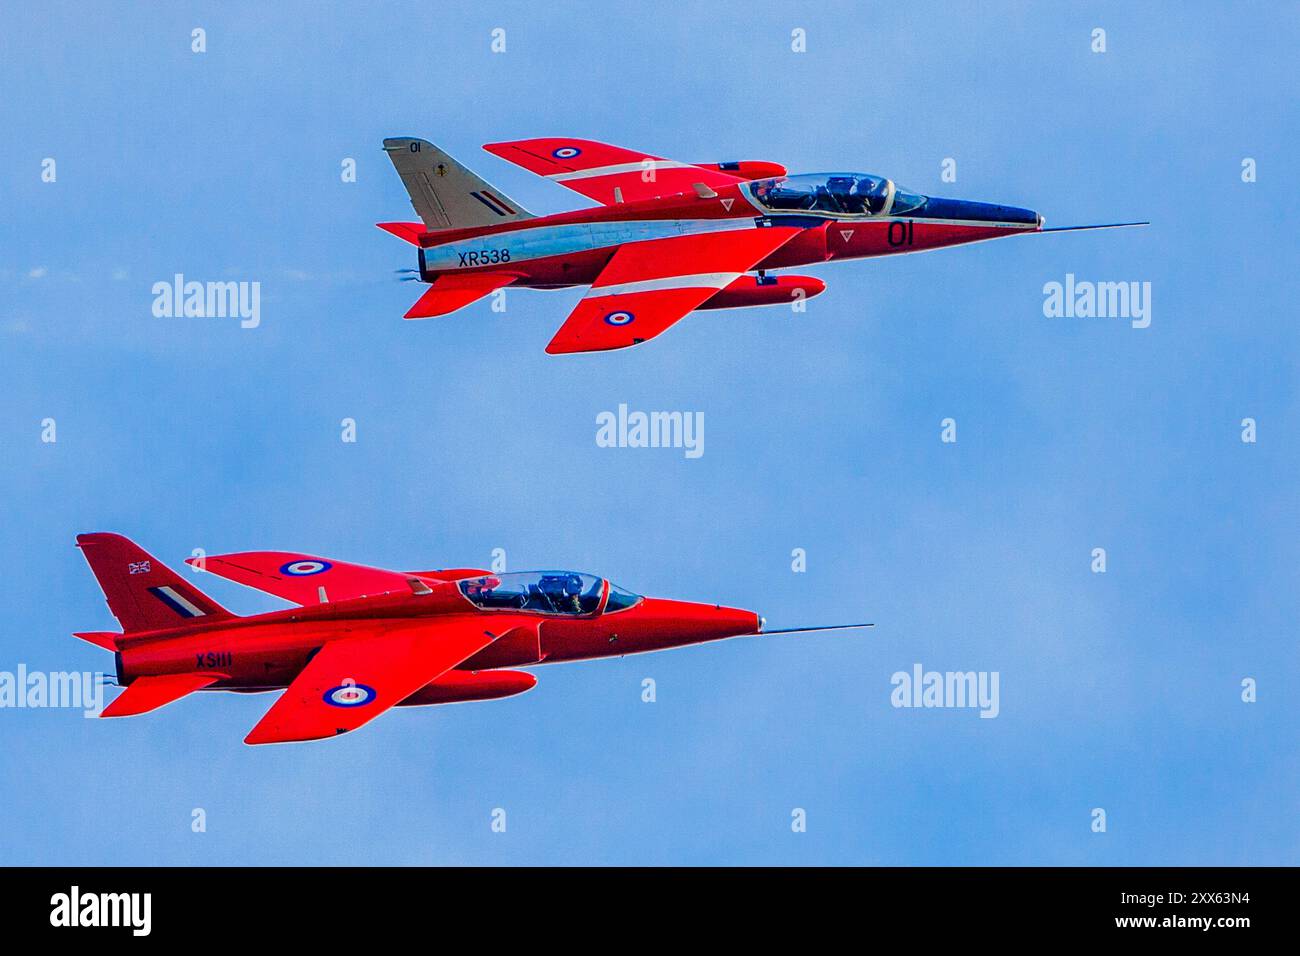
[[405, 273, 517, 319], [102, 673, 223, 718], [376, 222, 427, 245], [73, 631, 120, 651]]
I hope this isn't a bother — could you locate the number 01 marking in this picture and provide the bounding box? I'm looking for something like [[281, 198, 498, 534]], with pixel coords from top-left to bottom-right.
[[888, 220, 915, 247]]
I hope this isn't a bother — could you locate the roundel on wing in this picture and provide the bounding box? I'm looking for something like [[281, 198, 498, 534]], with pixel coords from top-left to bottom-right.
[[604, 311, 635, 326], [323, 683, 376, 708], [551, 146, 582, 160], [280, 560, 333, 576]]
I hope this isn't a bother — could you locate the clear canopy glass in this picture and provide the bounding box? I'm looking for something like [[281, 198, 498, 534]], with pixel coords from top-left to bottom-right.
[[747, 173, 929, 217], [459, 571, 608, 616], [889, 188, 927, 215], [603, 583, 641, 613]]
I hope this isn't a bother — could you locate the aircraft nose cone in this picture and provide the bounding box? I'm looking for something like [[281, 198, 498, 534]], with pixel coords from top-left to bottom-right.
[[627, 598, 764, 652], [715, 605, 762, 636]]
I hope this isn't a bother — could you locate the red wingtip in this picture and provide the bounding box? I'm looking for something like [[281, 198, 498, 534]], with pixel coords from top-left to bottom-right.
[[544, 332, 633, 355]]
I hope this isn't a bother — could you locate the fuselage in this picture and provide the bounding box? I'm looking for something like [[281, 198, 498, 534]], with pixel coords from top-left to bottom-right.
[[111, 573, 761, 697], [414, 174, 1043, 289]]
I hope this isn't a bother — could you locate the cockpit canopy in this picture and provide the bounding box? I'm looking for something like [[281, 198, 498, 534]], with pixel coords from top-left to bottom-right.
[[746, 173, 927, 218], [458, 571, 642, 616]]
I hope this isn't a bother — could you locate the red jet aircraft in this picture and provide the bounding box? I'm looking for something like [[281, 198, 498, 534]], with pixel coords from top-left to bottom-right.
[[74, 533, 868, 745], [378, 136, 1144, 354]]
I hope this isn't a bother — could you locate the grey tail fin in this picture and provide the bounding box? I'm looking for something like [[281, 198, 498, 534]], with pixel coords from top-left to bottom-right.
[[383, 137, 535, 232]]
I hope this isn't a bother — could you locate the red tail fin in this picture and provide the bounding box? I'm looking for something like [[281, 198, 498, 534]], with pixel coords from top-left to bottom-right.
[[76, 533, 235, 634]]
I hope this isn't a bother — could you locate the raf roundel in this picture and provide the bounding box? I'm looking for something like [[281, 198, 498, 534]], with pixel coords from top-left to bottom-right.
[[604, 310, 635, 326], [551, 146, 582, 160], [323, 683, 377, 708], [280, 559, 333, 577]]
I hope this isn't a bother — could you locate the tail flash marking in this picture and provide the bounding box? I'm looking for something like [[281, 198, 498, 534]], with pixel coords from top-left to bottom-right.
[[470, 191, 510, 216], [480, 189, 516, 214], [148, 586, 207, 618]]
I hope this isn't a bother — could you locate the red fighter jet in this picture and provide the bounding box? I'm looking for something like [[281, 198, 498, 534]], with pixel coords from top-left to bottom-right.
[[73, 533, 868, 745], [378, 136, 1144, 354]]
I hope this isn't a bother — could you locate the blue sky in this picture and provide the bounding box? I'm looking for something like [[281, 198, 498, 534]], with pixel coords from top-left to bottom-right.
[[1, 1, 1296, 865]]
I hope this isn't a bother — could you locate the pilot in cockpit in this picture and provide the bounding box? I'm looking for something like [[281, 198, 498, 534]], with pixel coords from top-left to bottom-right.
[[534, 573, 585, 614], [826, 176, 860, 214], [543, 574, 585, 613]]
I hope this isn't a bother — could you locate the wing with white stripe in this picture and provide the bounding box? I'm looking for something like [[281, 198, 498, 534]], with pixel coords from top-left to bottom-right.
[[546, 226, 803, 354], [482, 138, 746, 205]]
